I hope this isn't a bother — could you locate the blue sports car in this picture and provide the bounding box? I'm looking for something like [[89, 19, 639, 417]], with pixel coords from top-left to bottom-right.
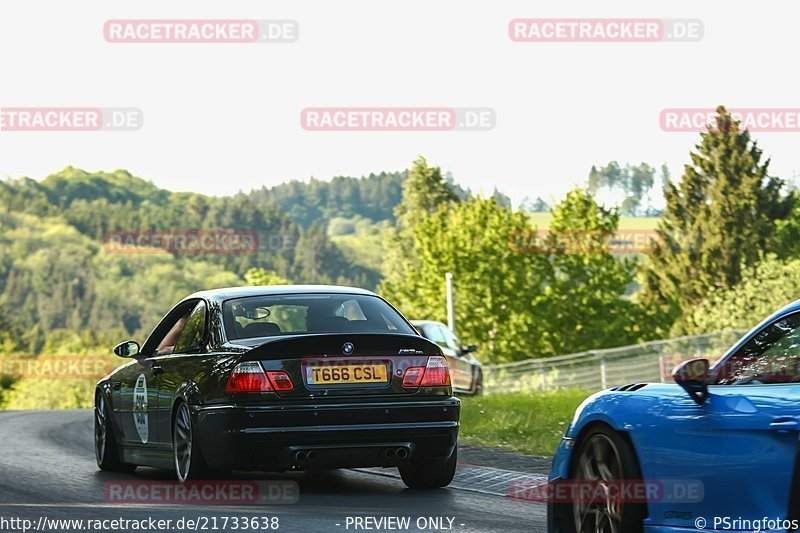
[[549, 301, 800, 533]]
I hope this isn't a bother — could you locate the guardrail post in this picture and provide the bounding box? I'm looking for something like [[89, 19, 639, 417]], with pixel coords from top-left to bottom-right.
[[657, 345, 666, 383], [539, 362, 547, 392], [599, 353, 608, 389]]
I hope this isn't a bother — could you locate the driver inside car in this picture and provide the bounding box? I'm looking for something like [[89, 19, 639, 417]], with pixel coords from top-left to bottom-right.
[[155, 313, 189, 356]]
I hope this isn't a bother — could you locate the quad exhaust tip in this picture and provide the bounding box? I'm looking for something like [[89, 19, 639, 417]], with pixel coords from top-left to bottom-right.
[[294, 450, 319, 464], [384, 447, 410, 459], [295, 447, 408, 464]]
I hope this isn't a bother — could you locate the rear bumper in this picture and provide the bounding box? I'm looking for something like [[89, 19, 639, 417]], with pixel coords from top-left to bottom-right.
[[192, 398, 460, 470]]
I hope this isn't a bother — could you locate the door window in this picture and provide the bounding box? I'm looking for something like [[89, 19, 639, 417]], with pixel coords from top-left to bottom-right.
[[442, 327, 462, 353], [714, 312, 800, 385], [173, 301, 208, 354], [423, 325, 448, 348]]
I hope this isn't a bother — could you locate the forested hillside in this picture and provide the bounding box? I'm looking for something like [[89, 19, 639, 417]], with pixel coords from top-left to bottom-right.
[[0, 167, 397, 353], [247, 172, 407, 227]]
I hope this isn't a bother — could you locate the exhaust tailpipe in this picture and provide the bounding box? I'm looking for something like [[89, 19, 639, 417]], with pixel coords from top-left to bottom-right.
[[396, 447, 409, 459]]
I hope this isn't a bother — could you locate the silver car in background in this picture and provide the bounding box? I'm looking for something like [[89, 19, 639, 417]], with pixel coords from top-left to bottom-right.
[[410, 320, 482, 395]]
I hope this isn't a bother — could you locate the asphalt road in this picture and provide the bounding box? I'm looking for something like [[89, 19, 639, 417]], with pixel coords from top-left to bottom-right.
[[0, 411, 546, 533]]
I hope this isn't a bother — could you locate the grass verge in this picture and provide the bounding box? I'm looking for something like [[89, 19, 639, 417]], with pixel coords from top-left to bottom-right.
[[459, 389, 593, 456]]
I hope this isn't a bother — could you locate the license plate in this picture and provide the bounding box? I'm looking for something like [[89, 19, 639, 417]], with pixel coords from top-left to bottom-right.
[[305, 364, 388, 385]]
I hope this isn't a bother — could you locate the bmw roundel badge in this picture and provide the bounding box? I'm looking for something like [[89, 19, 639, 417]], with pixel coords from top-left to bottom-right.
[[342, 342, 355, 354]]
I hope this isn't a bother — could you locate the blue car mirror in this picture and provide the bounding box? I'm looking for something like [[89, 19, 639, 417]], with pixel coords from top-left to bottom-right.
[[673, 358, 710, 405]]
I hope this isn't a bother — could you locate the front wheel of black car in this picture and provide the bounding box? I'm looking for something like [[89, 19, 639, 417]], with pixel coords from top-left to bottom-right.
[[95, 393, 135, 472], [173, 401, 208, 482], [565, 425, 644, 533], [399, 445, 457, 489]]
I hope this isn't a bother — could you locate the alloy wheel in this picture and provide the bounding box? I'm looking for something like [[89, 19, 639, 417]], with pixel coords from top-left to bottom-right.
[[573, 434, 624, 533], [173, 403, 193, 482], [94, 395, 107, 464]]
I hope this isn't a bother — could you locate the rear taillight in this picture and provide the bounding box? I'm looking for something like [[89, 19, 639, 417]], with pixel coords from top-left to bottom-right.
[[266, 371, 294, 391], [402, 367, 425, 387], [421, 355, 451, 386], [227, 362, 294, 393], [402, 356, 451, 388]]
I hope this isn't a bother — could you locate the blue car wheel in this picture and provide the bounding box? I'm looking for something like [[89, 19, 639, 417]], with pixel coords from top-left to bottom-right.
[[566, 425, 645, 533]]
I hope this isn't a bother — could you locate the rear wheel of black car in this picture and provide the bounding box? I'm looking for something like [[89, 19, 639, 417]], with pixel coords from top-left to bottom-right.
[[567, 426, 644, 533], [94, 393, 135, 472], [399, 445, 457, 489], [173, 402, 208, 482]]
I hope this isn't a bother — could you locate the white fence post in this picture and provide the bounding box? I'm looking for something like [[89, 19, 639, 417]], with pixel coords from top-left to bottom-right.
[[657, 344, 666, 383], [539, 362, 547, 392], [598, 353, 608, 389]]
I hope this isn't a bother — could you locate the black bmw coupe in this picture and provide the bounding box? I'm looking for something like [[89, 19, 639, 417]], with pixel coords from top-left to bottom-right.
[[94, 286, 460, 488]]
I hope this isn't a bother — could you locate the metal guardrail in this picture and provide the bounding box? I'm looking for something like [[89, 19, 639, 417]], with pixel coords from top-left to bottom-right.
[[482, 330, 748, 395]]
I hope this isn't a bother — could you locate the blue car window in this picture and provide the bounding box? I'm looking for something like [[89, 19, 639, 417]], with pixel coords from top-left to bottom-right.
[[714, 313, 800, 385]]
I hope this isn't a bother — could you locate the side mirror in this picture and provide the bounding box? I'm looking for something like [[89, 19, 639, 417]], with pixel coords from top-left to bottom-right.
[[462, 345, 479, 355], [672, 358, 710, 405], [114, 340, 140, 358]]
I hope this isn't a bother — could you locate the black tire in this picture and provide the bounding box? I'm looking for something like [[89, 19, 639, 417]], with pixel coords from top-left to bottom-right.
[[399, 445, 457, 489], [172, 401, 209, 482], [94, 392, 136, 472], [562, 425, 645, 533]]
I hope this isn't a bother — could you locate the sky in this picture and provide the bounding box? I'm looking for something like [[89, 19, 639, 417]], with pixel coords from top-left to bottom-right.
[[1, 0, 798, 205]]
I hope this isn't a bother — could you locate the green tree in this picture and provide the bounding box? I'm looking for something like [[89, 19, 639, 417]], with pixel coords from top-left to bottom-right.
[[381, 157, 462, 312], [641, 106, 793, 334], [775, 197, 800, 258], [394, 157, 459, 228], [245, 267, 290, 286], [682, 254, 800, 335], [382, 196, 547, 363], [539, 189, 640, 354]]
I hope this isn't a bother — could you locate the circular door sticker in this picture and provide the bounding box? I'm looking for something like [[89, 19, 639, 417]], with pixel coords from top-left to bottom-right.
[[133, 373, 149, 444]]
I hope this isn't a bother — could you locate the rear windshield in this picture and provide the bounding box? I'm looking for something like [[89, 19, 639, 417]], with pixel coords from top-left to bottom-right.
[[223, 293, 416, 340]]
